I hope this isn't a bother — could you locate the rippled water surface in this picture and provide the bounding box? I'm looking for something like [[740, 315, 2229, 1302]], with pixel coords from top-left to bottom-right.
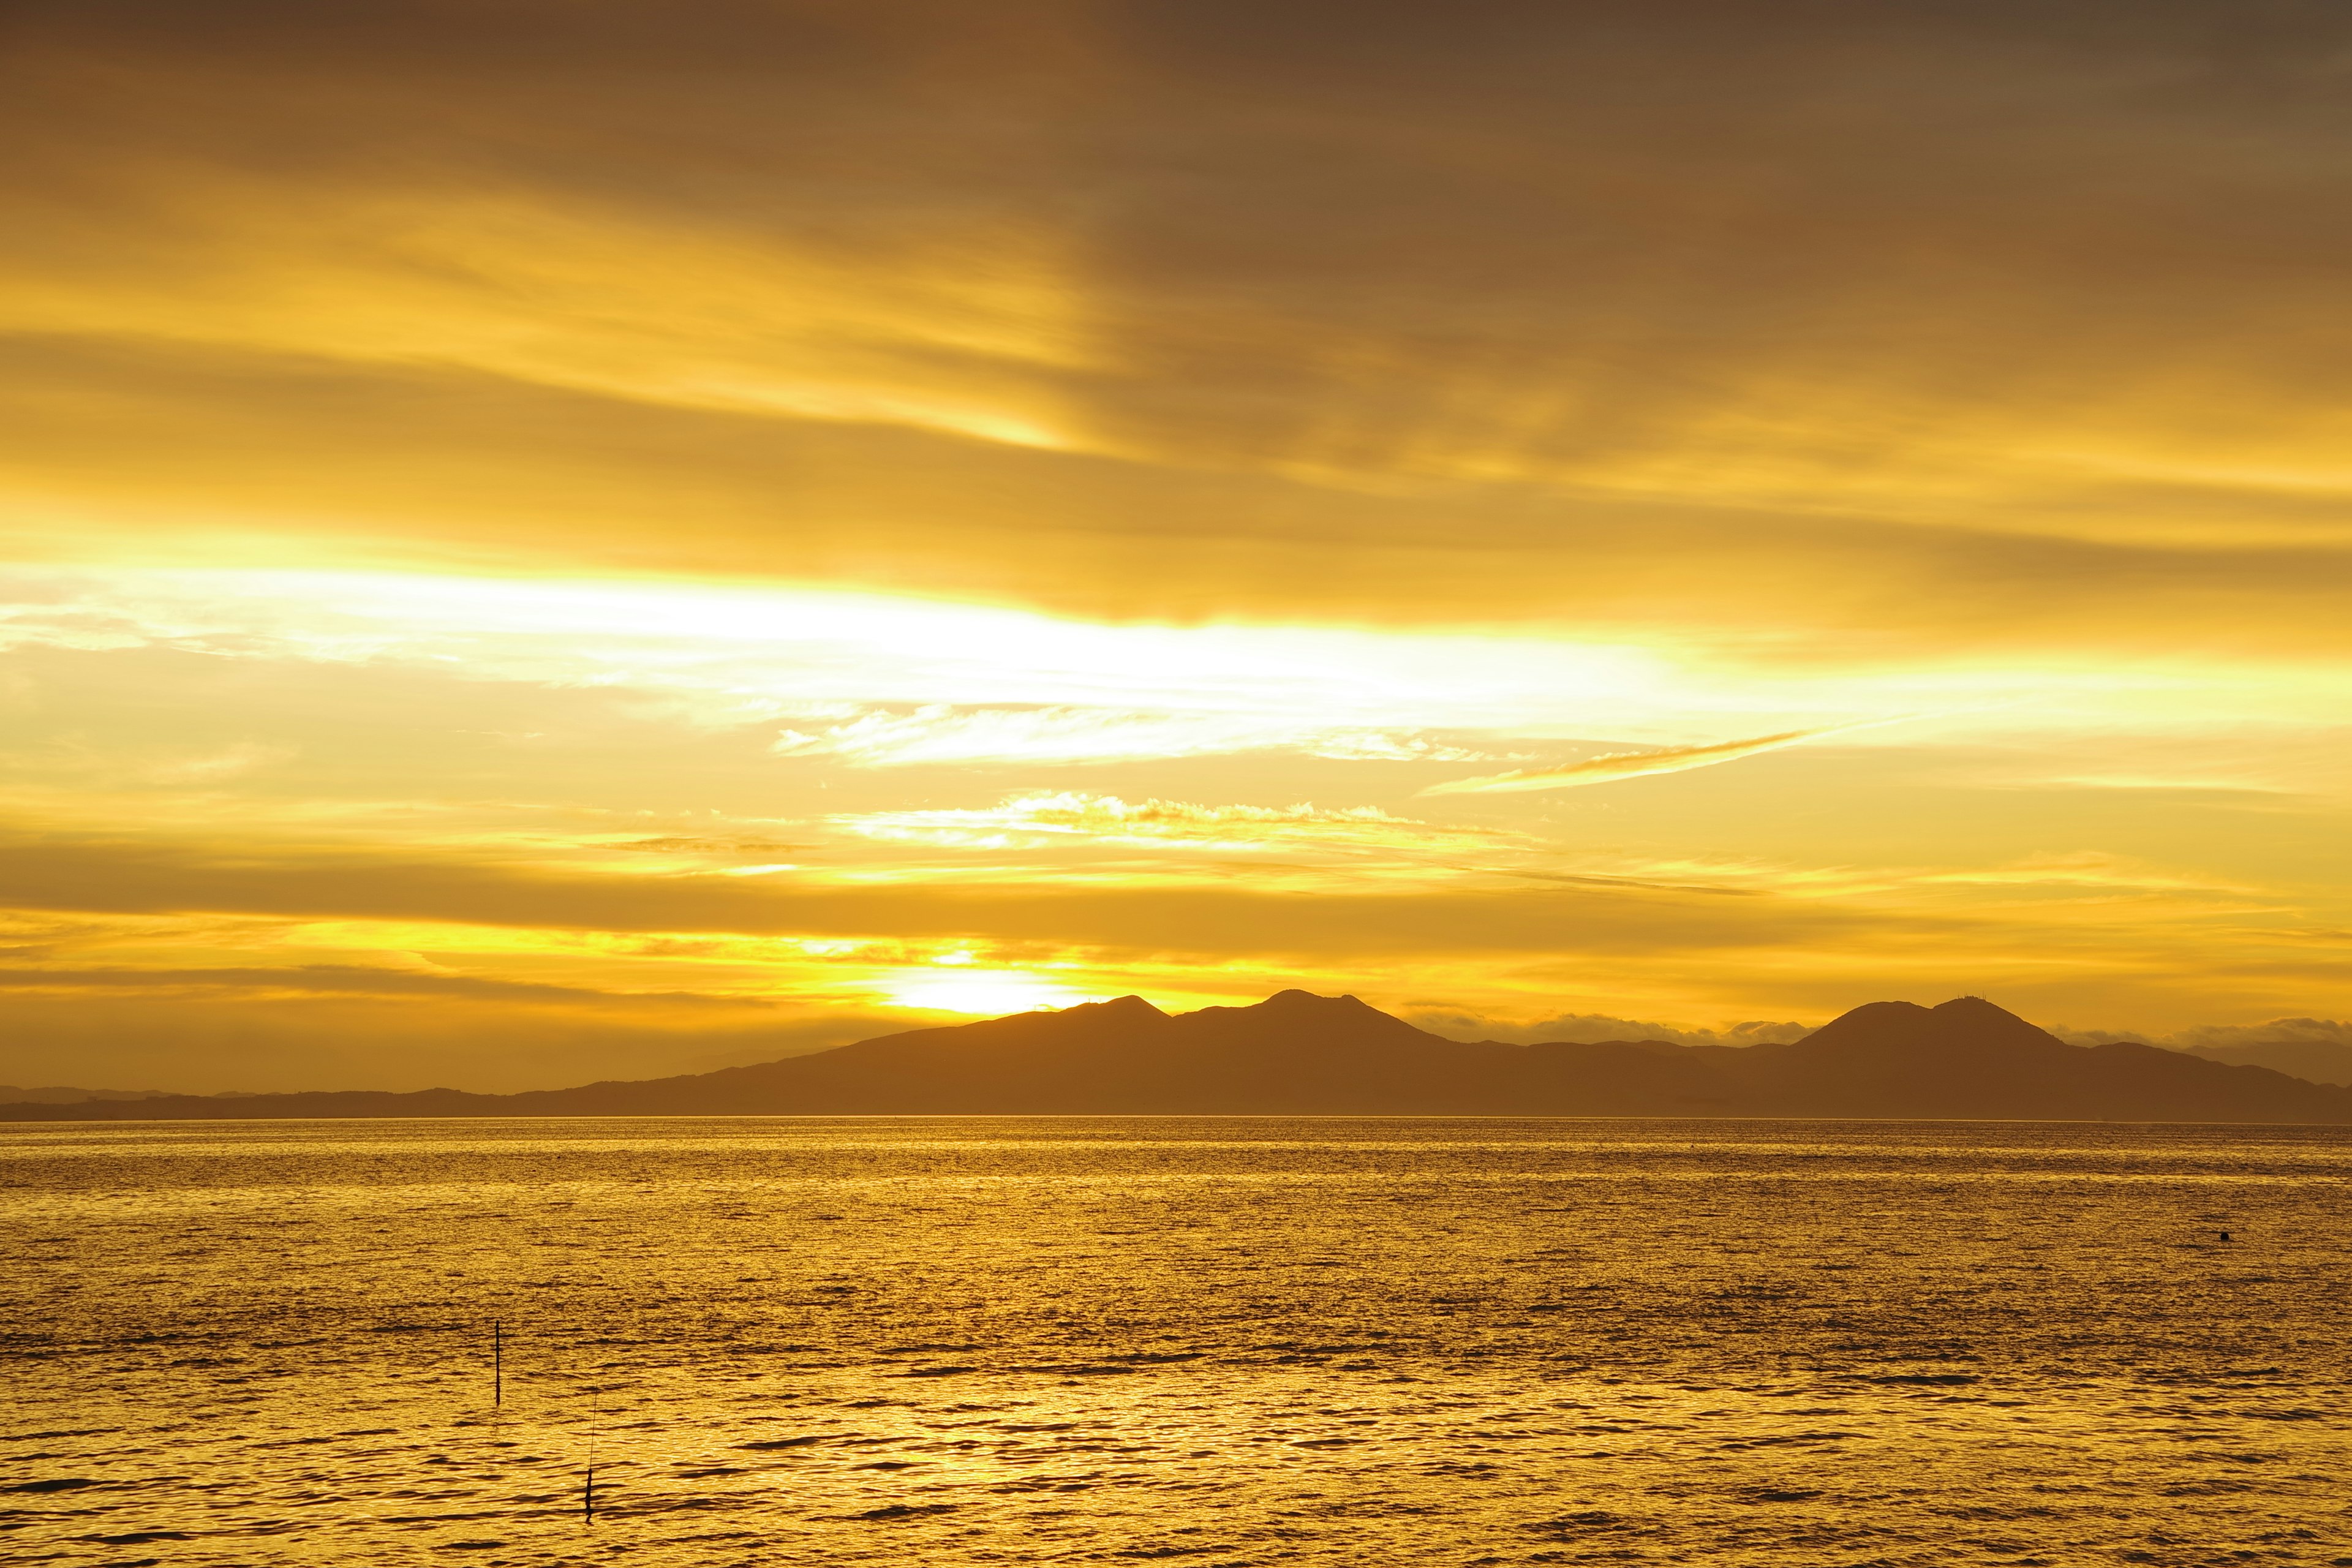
[[5, 1117, 2351, 1566]]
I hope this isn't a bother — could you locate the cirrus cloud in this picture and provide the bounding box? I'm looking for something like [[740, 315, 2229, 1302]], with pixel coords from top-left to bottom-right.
[[1419, 722, 1891, 797], [835, 791, 1517, 854]]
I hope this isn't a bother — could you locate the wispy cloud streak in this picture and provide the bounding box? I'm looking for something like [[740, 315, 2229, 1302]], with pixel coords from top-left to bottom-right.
[[1420, 721, 1895, 796], [835, 792, 1503, 853]]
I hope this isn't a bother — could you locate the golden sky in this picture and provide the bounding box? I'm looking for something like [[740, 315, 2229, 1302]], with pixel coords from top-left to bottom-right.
[[4, 1, 2350, 1091]]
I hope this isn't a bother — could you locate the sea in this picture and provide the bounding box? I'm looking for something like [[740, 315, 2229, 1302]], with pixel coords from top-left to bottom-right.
[[4, 1117, 2349, 1567]]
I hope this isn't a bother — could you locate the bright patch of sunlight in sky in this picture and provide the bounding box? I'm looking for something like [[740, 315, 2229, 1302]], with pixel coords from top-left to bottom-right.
[[10, 567, 2346, 758], [883, 971, 1093, 1017]]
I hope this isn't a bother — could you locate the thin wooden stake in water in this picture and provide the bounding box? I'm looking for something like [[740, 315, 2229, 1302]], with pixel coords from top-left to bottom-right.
[[492, 1321, 502, 1407], [583, 1382, 598, 1527]]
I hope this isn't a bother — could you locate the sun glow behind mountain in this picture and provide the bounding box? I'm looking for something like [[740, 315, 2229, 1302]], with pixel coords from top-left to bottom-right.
[[883, 971, 1091, 1018], [4, 2, 2352, 1093]]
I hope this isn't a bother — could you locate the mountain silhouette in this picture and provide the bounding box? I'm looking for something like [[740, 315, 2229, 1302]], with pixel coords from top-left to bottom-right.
[[2179, 1036, 2352, 1088], [7, 991, 2348, 1123], [0, 1084, 175, 1105]]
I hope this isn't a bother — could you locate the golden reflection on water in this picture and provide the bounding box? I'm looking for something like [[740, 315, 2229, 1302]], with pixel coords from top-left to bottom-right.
[[5, 1118, 2350, 1565]]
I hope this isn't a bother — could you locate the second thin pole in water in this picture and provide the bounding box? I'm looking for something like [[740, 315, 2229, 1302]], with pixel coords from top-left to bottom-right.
[[493, 1321, 502, 1407], [584, 1385, 598, 1526]]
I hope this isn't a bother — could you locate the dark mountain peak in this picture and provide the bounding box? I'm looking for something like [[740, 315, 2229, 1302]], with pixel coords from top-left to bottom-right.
[[1784, 996, 2065, 1066], [1254, 988, 1376, 1012], [1923, 995, 2064, 1047], [1177, 988, 1381, 1023], [1782, 999, 1932, 1049], [965, 993, 1167, 1031], [1170, 988, 1444, 1047], [1932, 995, 2022, 1022], [808, 991, 1174, 1065], [1841, 999, 1936, 1025], [1751, 997, 2087, 1121], [1080, 994, 1168, 1020]]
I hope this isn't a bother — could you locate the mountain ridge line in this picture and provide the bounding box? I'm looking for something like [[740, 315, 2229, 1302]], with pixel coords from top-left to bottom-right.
[[7, 990, 2350, 1123]]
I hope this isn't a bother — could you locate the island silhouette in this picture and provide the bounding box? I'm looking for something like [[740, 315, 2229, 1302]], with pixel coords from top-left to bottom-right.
[[8, 992, 2350, 1123]]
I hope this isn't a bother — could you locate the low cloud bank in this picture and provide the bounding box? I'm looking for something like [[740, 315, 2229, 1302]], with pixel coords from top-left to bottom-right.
[[2059, 1017, 2352, 1086], [1408, 1009, 1812, 1048]]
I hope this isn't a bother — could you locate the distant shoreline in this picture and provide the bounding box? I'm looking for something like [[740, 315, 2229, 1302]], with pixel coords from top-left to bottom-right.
[[10, 1109, 2352, 1130]]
